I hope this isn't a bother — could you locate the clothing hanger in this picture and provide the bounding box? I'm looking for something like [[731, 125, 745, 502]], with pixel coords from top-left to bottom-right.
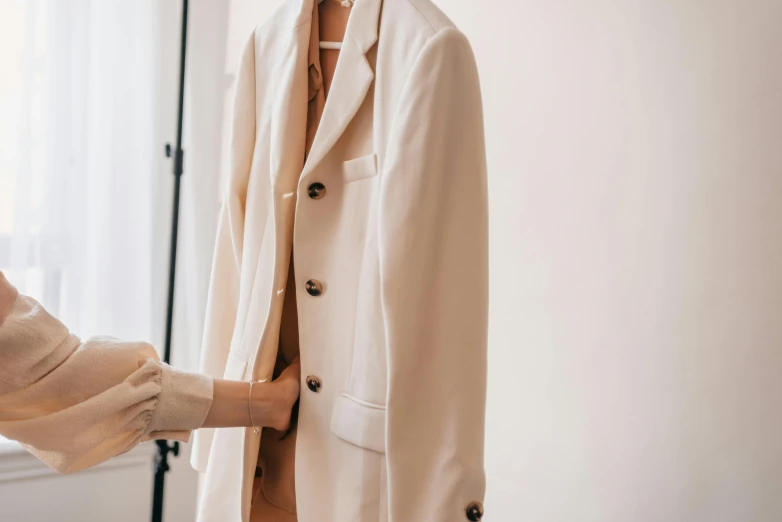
[[319, 41, 342, 50], [317, 0, 353, 50]]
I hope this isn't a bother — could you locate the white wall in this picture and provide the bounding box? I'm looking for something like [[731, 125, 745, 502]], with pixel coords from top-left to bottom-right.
[[220, 0, 782, 520], [438, 1, 782, 520]]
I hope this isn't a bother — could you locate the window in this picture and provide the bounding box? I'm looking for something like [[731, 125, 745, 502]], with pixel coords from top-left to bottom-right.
[[0, 1, 65, 315]]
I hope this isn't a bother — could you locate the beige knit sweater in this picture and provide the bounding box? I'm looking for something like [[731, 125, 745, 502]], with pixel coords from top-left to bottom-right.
[[0, 271, 213, 473]]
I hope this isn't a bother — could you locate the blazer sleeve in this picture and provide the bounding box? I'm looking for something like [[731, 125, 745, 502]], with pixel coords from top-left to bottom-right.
[[190, 30, 257, 473], [379, 28, 489, 522], [0, 272, 213, 474]]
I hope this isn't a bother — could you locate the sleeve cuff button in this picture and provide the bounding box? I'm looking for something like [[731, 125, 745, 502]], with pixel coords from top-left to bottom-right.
[[466, 501, 484, 521]]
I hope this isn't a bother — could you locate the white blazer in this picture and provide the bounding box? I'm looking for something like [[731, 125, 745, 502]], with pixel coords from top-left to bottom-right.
[[192, 0, 488, 521]]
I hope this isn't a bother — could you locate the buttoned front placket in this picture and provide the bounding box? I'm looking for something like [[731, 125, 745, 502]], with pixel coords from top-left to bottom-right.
[[250, 3, 329, 519]]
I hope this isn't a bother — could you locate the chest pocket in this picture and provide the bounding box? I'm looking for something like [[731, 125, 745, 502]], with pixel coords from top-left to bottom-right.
[[331, 393, 386, 454], [342, 153, 378, 183]]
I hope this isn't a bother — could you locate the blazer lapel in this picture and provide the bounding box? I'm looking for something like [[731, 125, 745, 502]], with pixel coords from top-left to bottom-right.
[[245, 0, 383, 361], [241, 0, 311, 360], [300, 0, 383, 184], [269, 0, 312, 193]]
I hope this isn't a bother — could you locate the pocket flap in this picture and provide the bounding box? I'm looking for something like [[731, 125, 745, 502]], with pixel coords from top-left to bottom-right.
[[330, 393, 386, 454], [342, 153, 378, 183]]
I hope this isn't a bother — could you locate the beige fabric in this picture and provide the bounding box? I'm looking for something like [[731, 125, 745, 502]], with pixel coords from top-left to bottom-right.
[[0, 271, 214, 473], [251, 474, 298, 522], [193, 0, 488, 521]]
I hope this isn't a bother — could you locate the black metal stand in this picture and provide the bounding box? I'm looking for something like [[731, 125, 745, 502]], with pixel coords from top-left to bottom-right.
[[152, 1, 189, 521]]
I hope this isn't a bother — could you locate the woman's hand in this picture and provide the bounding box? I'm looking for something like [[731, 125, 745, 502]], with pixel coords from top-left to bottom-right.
[[202, 357, 301, 429], [255, 357, 301, 432]]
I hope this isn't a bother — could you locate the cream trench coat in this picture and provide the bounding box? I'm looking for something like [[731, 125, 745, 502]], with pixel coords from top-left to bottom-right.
[[191, 0, 489, 521]]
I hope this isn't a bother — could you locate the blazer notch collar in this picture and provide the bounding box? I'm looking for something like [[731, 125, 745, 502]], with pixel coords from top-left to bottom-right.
[[346, 0, 382, 54]]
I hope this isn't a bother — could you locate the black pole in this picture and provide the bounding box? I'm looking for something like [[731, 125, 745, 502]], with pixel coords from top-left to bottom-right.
[[152, 0, 189, 521]]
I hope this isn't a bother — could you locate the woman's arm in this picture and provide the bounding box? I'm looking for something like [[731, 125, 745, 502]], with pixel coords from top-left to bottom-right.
[[203, 359, 300, 431], [0, 271, 299, 473]]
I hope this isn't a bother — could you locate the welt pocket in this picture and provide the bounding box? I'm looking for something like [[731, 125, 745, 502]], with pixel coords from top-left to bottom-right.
[[330, 393, 386, 454], [342, 153, 378, 184]]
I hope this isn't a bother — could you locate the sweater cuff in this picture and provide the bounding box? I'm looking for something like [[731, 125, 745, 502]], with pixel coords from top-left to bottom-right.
[[148, 364, 214, 433]]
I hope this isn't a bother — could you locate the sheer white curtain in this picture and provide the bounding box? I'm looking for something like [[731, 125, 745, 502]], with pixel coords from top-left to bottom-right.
[[0, 0, 166, 342], [0, 0, 230, 419], [1, 1, 231, 518]]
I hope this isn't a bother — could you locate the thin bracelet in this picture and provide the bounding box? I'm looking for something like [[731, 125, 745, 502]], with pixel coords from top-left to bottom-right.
[[248, 381, 257, 430], [248, 380, 266, 435]]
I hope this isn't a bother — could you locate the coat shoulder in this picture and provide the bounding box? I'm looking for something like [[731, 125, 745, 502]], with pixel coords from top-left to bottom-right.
[[238, 1, 307, 85], [384, 0, 474, 62], [247, 0, 306, 49], [396, 0, 460, 35]]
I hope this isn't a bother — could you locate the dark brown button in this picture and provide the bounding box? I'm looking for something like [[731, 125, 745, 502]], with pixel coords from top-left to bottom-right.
[[306, 375, 321, 393], [308, 182, 326, 200], [305, 279, 322, 296], [465, 502, 484, 521]]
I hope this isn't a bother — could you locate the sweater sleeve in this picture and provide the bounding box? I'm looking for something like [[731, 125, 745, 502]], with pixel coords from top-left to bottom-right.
[[0, 271, 214, 474]]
